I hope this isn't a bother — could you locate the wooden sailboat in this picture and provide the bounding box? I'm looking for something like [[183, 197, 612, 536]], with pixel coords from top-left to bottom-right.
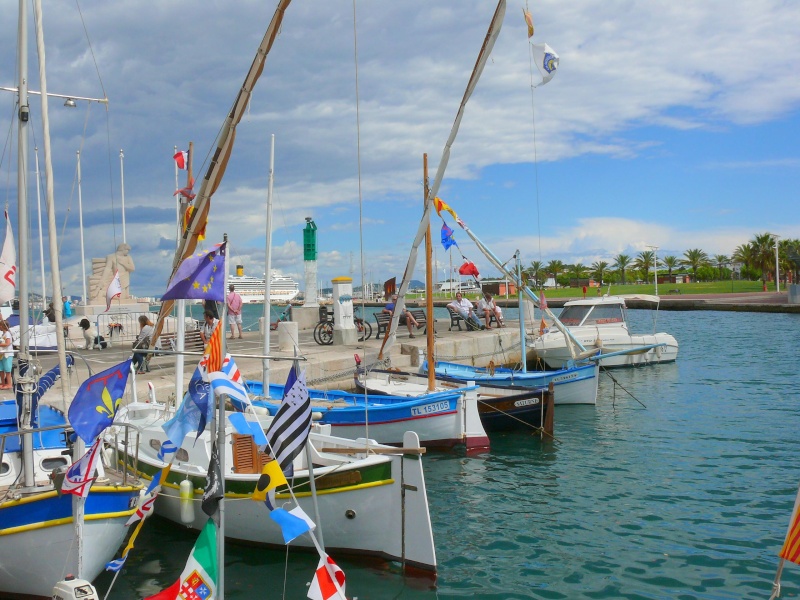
[[0, 2, 141, 596]]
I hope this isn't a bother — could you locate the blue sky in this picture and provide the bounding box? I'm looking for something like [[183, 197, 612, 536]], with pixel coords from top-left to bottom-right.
[[0, 0, 798, 298]]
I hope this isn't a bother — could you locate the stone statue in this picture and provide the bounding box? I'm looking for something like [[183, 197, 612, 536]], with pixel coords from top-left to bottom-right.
[[89, 243, 135, 304]]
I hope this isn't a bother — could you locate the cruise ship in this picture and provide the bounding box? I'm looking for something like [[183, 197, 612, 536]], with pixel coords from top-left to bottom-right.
[[228, 267, 300, 304]]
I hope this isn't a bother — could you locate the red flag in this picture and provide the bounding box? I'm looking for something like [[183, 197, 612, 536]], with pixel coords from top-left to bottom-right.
[[539, 290, 548, 311], [200, 322, 222, 373], [307, 554, 347, 600], [458, 261, 479, 279], [780, 486, 800, 564], [173, 150, 188, 170], [144, 579, 180, 600]]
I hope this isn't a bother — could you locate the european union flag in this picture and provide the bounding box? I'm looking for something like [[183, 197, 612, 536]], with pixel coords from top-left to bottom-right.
[[68, 359, 133, 444], [441, 223, 458, 250], [161, 242, 226, 302]]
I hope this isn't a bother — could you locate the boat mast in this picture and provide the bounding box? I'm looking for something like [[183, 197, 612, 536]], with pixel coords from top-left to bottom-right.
[[262, 134, 275, 388], [423, 154, 435, 391], [516, 251, 527, 373], [17, 0, 34, 487]]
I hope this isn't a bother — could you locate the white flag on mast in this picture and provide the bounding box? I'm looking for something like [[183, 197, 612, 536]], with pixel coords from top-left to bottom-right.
[[105, 269, 122, 311], [530, 42, 559, 87], [0, 211, 17, 304]]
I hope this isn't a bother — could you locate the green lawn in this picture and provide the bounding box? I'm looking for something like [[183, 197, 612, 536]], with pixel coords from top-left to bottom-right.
[[406, 280, 775, 300]]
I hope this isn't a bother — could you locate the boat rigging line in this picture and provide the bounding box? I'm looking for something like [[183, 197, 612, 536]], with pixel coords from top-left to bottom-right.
[[602, 367, 647, 409]]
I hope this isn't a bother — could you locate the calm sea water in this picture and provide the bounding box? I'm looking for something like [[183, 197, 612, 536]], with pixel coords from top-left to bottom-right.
[[96, 308, 800, 599]]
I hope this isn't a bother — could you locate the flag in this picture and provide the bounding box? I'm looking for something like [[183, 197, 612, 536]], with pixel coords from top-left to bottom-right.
[[162, 364, 214, 450], [146, 463, 173, 494], [459, 261, 480, 279], [184, 205, 207, 241], [61, 439, 102, 498], [523, 8, 534, 38], [253, 459, 287, 502], [307, 554, 347, 600], [539, 289, 548, 311], [173, 150, 188, 170], [126, 492, 158, 526], [539, 317, 548, 335], [530, 42, 559, 87], [146, 519, 217, 600], [105, 270, 122, 311], [383, 277, 396, 301], [106, 512, 148, 572], [264, 367, 312, 474], [0, 211, 16, 304], [433, 197, 459, 221], [779, 487, 800, 564], [145, 580, 180, 600], [68, 359, 132, 444], [200, 323, 223, 374], [174, 185, 196, 201], [270, 507, 312, 544], [441, 223, 458, 251], [161, 242, 225, 302], [202, 441, 223, 517], [208, 355, 250, 408]]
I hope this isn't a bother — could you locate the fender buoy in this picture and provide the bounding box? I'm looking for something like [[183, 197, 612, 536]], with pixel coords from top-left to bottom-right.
[[179, 479, 195, 524]]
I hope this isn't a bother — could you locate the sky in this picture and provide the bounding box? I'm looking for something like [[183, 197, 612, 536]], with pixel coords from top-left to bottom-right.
[[1, 0, 798, 299]]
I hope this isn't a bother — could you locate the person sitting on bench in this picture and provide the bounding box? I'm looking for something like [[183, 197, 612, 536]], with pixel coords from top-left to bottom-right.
[[477, 292, 504, 328], [383, 294, 420, 338], [448, 292, 483, 330]]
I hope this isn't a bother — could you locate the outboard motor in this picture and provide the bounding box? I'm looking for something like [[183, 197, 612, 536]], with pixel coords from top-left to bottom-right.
[[52, 575, 99, 599]]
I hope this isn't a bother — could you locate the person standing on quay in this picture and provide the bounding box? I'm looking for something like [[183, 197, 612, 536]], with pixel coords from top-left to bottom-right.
[[227, 284, 243, 339]]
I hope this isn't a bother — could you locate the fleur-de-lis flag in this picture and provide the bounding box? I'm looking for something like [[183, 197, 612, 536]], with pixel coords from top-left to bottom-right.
[[68, 359, 133, 443]]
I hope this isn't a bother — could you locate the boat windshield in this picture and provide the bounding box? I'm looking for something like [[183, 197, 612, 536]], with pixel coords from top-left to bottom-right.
[[559, 303, 625, 326]]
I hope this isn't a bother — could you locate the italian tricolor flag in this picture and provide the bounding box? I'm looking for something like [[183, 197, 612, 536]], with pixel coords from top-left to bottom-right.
[[146, 519, 218, 600]]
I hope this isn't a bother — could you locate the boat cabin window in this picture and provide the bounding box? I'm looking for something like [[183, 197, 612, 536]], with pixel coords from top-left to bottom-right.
[[41, 456, 69, 471], [0, 460, 9, 475], [558, 305, 591, 326], [558, 304, 624, 326], [583, 304, 624, 325]]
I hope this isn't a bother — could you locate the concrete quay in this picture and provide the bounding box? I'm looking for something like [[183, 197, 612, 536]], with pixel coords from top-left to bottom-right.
[[55, 316, 524, 406]]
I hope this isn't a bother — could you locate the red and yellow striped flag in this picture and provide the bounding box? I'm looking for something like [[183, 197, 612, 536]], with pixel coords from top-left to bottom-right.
[[780, 499, 800, 563], [203, 322, 222, 373], [433, 197, 459, 221]]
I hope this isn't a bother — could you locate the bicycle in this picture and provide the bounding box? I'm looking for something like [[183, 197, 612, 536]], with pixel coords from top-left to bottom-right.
[[313, 307, 372, 346]]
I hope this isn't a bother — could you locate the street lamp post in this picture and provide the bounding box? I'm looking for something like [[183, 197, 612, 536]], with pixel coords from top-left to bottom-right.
[[647, 245, 659, 296]]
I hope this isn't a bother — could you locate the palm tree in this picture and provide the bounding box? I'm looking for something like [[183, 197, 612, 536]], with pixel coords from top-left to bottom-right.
[[591, 261, 609, 285], [662, 256, 679, 280], [633, 251, 655, 284], [713, 254, 729, 280], [752, 232, 777, 285], [527, 260, 543, 287], [681, 248, 710, 282], [570, 263, 587, 281], [545, 259, 565, 284], [732, 243, 756, 273], [613, 254, 631, 284]]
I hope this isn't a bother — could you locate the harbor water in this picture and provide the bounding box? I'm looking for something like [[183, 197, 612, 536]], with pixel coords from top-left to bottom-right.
[[96, 308, 800, 599]]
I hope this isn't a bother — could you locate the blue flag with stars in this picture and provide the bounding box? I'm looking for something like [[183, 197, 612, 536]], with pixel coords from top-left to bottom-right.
[[161, 241, 226, 302], [68, 359, 133, 444]]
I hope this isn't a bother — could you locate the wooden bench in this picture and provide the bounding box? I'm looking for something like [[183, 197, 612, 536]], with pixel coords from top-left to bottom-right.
[[374, 308, 428, 338], [478, 311, 498, 327], [155, 329, 206, 354], [447, 306, 484, 331]]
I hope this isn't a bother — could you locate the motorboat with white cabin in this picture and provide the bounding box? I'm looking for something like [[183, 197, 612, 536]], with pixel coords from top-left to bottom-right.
[[531, 294, 678, 369]]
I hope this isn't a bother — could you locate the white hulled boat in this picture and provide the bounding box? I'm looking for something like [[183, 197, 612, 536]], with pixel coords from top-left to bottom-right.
[[532, 294, 679, 368]]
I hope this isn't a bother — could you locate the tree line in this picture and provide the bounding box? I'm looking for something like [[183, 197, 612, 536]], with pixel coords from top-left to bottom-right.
[[524, 232, 800, 287]]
